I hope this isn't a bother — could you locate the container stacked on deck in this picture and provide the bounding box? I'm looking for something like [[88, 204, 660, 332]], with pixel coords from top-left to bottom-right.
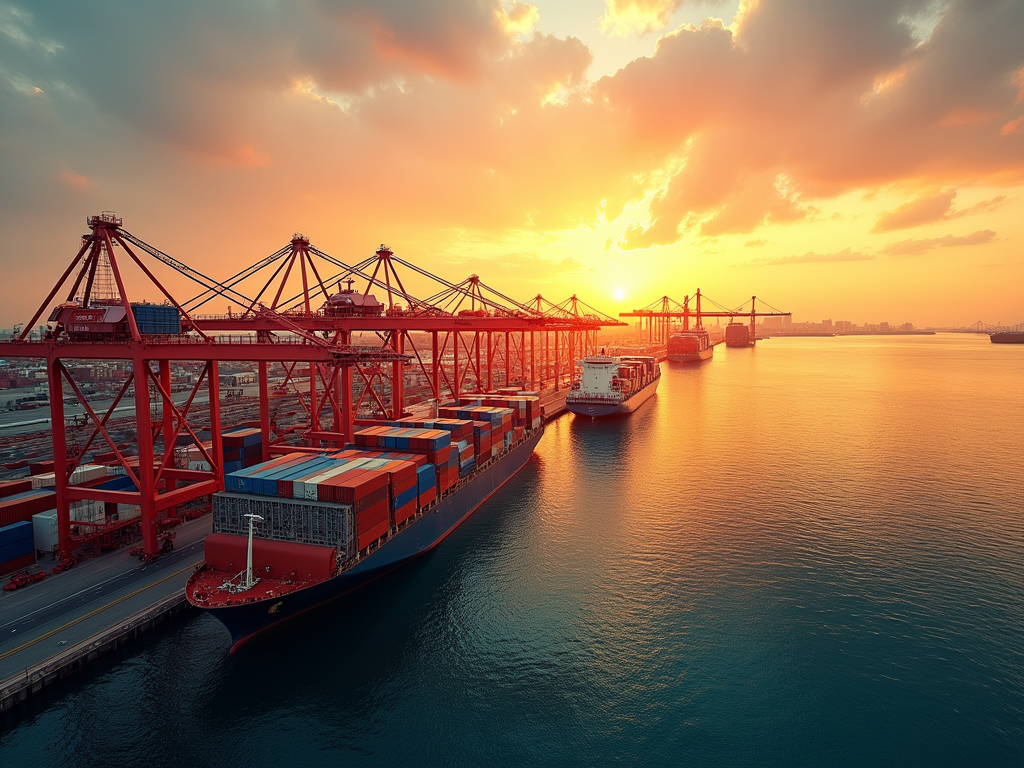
[[436, 405, 515, 462], [456, 394, 542, 433], [222, 427, 264, 473], [206, 394, 541, 577], [0, 521, 36, 576]]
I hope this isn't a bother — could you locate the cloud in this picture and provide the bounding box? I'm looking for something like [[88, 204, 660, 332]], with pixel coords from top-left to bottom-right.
[[745, 238, 767, 247], [756, 248, 874, 266], [878, 229, 997, 256], [600, 0, 1024, 247], [871, 190, 1010, 232], [600, 0, 683, 37], [58, 168, 89, 188], [871, 189, 957, 232], [0, 0, 1021, 264]]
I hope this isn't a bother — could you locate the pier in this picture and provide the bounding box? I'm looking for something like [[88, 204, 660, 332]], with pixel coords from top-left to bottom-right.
[[0, 517, 209, 712]]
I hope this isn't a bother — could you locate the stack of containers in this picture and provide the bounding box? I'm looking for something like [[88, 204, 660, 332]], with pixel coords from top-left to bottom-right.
[[275, 456, 343, 498], [186, 442, 214, 471], [225, 454, 346, 496], [30, 460, 61, 475], [438, 405, 515, 462], [0, 521, 35, 576], [1, 489, 57, 527], [458, 394, 541, 432], [70, 499, 106, 523], [416, 464, 437, 507], [317, 469, 390, 550], [373, 459, 418, 526], [29, 464, 108, 489], [0, 479, 32, 497], [353, 425, 461, 492], [222, 427, 264, 472]]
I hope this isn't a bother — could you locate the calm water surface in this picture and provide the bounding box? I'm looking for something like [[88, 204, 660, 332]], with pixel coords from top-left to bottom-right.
[[1, 333, 1022, 766]]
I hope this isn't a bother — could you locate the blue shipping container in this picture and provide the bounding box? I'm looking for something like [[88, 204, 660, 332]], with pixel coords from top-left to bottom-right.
[[0, 537, 34, 561], [0, 521, 33, 548], [131, 304, 181, 335]]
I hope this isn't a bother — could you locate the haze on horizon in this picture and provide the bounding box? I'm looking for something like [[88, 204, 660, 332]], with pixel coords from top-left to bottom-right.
[[1, 0, 1022, 329]]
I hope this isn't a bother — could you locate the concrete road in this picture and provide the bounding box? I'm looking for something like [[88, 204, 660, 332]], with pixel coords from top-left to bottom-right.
[[0, 515, 213, 680]]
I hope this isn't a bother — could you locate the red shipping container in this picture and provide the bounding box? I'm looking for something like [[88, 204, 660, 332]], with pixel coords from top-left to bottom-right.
[[321, 470, 389, 505], [204, 533, 335, 581], [354, 485, 389, 512], [392, 477, 417, 496], [0, 479, 32, 498], [356, 501, 390, 550], [394, 499, 417, 526], [357, 520, 388, 550], [0, 492, 57, 528], [0, 551, 38, 577], [418, 485, 437, 508]]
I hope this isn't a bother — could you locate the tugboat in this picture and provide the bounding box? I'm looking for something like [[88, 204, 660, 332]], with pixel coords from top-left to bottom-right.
[[566, 355, 660, 417]]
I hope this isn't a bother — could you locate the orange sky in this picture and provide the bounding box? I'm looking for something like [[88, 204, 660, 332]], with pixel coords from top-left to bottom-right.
[[1, 0, 1022, 327]]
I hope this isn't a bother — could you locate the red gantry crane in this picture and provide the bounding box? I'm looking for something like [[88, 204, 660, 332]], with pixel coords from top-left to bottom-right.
[[620, 290, 792, 348], [0, 214, 407, 559], [184, 238, 625, 451]]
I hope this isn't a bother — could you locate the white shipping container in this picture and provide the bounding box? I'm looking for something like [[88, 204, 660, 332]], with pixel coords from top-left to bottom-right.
[[117, 504, 142, 521], [70, 499, 106, 523], [30, 472, 56, 489], [29, 464, 109, 490], [32, 510, 59, 553]]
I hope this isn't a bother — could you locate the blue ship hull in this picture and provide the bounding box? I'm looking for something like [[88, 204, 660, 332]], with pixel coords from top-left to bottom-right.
[[202, 428, 544, 651]]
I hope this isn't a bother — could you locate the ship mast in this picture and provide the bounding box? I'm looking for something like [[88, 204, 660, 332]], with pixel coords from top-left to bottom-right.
[[244, 514, 264, 588]]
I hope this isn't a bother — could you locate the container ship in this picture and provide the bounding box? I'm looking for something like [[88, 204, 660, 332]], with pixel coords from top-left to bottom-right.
[[725, 321, 755, 347], [667, 328, 713, 362], [990, 332, 1024, 344], [186, 394, 543, 651], [565, 356, 660, 417]]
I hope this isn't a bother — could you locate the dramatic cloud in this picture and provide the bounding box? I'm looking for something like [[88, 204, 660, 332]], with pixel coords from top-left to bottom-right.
[[878, 229, 997, 256], [871, 190, 1010, 232], [607, 0, 1024, 248], [0, 0, 1022, 326], [756, 248, 874, 266], [871, 189, 957, 232], [601, 0, 684, 36]]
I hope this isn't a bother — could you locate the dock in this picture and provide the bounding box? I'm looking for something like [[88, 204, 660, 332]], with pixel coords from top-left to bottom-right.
[[0, 516, 210, 713]]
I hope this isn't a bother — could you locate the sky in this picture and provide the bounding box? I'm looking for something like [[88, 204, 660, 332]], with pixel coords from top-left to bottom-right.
[[1, 0, 1022, 328]]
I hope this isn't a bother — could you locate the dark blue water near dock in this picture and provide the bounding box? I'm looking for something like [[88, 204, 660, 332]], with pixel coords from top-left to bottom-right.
[[2, 333, 1022, 765]]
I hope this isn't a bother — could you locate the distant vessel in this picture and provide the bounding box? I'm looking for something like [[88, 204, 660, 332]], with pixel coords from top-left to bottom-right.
[[725, 321, 754, 347], [566, 356, 660, 417], [668, 328, 713, 362], [990, 332, 1024, 344]]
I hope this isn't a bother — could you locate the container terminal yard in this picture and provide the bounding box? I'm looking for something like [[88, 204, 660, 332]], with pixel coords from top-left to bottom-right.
[[0, 212, 790, 710]]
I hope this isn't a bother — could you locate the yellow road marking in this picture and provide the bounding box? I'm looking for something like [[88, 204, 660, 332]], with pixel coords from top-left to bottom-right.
[[0, 561, 197, 662]]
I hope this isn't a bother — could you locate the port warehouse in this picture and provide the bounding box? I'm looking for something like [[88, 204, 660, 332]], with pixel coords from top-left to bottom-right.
[[0, 212, 621, 581]]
